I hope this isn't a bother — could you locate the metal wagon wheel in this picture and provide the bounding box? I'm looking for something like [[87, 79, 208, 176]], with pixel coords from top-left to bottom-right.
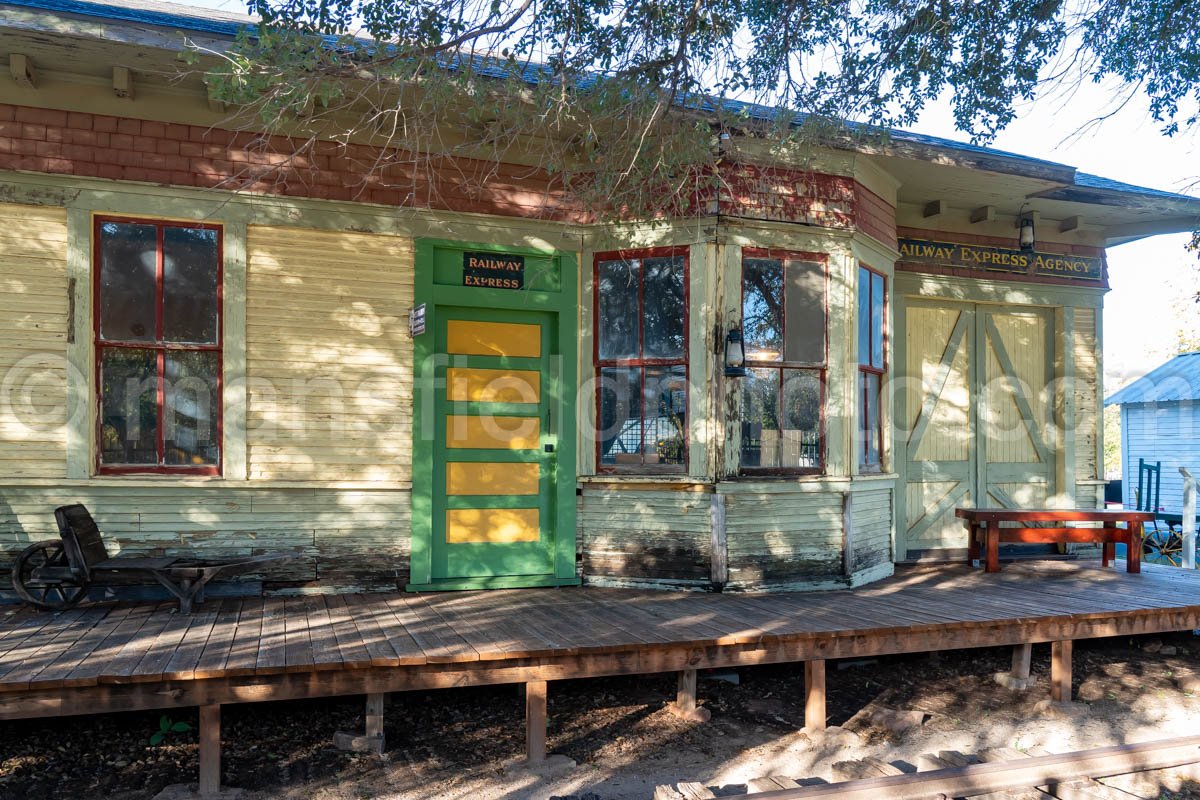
[[12, 539, 89, 610], [1142, 527, 1185, 567]]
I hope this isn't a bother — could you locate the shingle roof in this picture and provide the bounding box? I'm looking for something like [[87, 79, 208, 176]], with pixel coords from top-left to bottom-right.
[[1106, 352, 1200, 405]]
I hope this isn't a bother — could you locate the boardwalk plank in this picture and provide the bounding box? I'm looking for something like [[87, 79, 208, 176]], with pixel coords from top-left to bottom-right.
[[223, 597, 265, 677], [323, 594, 375, 669], [23, 606, 136, 689], [195, 599, 245, 680], [162, 605, 222, 681], [254, 597, 288, 675]]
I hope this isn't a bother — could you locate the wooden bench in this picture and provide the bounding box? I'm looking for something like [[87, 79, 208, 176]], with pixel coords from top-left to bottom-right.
[[955, 507, 1155, 574]]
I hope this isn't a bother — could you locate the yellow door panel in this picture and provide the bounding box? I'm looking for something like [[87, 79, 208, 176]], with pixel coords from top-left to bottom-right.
[[447, 507, 540, 543], [446, 367, 541, 404], [447, 462, 540, 495], [446, 320, 541, 358], [446, 415, 540, 449]]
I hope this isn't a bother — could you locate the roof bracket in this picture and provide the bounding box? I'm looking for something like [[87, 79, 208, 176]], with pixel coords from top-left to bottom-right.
[[10, 54, 37, 89], [970, 205, 995, 224], [923, 200, 946, 218], [1060, 215, 1083, 233], [113, 66, 133, 100]]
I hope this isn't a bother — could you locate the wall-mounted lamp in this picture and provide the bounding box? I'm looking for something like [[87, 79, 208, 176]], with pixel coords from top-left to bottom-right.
[[1019, 216, 1036, 252], [724, 327, 746, 377]]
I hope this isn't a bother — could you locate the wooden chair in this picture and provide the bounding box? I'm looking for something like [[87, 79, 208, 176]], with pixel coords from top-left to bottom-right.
[[11, 504, 291, 613], [1135, 458, 1161, 518]]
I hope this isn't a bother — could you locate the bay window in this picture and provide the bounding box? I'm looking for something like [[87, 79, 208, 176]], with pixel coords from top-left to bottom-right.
[[595, 248, 688, 472], [740, 249, 827, 474], [96, 218, 222, 474], [857, 265, 886, 469]]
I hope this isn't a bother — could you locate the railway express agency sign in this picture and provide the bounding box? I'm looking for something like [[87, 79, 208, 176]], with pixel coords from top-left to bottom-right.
[[463, 251, 525, 289], [898, 238, 1104, 282]]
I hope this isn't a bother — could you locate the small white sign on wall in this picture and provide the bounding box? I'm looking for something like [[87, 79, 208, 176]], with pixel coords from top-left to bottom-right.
[[409, 304, 426, 337]]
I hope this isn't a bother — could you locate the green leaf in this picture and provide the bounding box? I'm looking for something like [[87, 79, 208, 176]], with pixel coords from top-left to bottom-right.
[[159, 716, 171, 732], [150, 733, 164, 746], [171, 722, 192, 733]]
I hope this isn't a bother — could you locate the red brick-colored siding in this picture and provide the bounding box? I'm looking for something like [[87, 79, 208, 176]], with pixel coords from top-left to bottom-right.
[[0, 103, 580, 220], [0, 103, 901, 245], [716, 164, 856, 228], [855, 184, 898, 251]]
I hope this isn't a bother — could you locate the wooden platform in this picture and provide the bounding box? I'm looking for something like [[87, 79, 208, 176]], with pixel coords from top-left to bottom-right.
[[4, 560, 1200, 793], [2, 561, 1199, 716]]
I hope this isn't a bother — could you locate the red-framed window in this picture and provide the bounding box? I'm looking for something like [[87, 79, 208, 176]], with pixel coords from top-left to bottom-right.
[[94, 217, 223, 475], [857, 264, 886, 470], [594, 247, 689, 472], [740, 248, 828, 475]]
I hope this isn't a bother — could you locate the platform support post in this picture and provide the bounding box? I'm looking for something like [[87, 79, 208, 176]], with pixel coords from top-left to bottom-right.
[[198, 704, 220, 798], [804, 659, 826, 732], [1013, 643, 1032, 680], [526, 679, 547, 765], [667, 668, 711, 722], [1051, 640, 1073, 702], [333, 693, 386, 754], [366, 692, 385, 739]]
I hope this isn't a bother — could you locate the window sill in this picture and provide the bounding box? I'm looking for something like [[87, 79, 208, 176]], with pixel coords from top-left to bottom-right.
[[579, 475, 711, 491]]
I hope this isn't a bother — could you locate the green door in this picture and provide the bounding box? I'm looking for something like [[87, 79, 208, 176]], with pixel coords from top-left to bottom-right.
[[431, 306, 558, 580]]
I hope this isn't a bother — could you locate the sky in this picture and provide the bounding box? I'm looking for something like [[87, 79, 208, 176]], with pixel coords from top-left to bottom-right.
[[178, 0, 1200, 393]]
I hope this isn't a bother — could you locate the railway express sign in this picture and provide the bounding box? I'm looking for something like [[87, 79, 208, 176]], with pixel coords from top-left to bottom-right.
[[898, 238, 1105, 283]]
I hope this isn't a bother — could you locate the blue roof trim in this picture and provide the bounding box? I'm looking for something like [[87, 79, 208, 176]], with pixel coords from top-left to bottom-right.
[[1106, 352, 1200, 405], [1076, 172, 1200, 202], [3, 0, 254, 36]]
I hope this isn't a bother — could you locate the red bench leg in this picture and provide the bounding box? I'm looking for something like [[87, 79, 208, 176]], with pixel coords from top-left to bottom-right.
[[1102, 540, 1115, 568], [967, 523, 980, 567], [985, 522, 1000, 573], [1127, 521, 1143, 573]]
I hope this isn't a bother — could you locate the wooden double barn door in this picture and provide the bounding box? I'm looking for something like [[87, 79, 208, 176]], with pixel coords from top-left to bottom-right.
[[899, 299, 1057, 561]]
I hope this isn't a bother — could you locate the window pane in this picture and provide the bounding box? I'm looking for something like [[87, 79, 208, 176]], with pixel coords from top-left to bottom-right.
[[598, 367, 641, 465], [857, 266, 870, 366], [783, 260, 825, 363], [860, 371, 882, 466], [163, 227, 220, 344], [645, 365, 686, 465], [871, 271, 885, 369], [643, 256, 685, 358], [164, 350, 220, 465], [597, 259, 640, 360], [99, 222, 157, 342], [743, 258, 782, 362], [100, 348, 158, 465], [741, 367, 780, 467], [782, 369, 822, 469]]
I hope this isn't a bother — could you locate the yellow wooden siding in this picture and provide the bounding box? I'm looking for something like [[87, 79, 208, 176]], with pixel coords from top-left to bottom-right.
[[725, 490, 843, 585], [1073, 308, 1099, 481], [851, 483, 893, 572], [579, 488, 712, 584], [0, 485, 412, 589], [245, 227, 414, 482], [0, 205, 69, 478]]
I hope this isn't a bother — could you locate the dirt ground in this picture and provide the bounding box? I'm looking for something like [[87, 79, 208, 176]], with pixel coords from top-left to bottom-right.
[[4, 632, 1200, 800]]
